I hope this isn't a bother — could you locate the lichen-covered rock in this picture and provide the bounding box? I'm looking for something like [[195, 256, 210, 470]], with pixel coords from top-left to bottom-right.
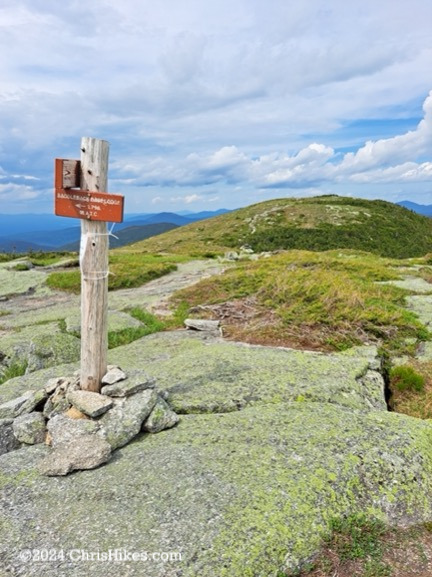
[[65, 310, 143, 335], [0, 418, 21, 455], [43, 394, 70, 419], [142, 397, 179, 433], [0, 267, 47, 298], [0, 389, 46, 419], [3, 331, 432, 575], [406, 293, 432, 328], [44, 376, 68, 395], [43, 377, 79, 418], [67, 390, 113, 418], [0, 391, 35, 419], [26, 332, 80, 373], [101, 370, 155, 397], [38, 435, 111, 476], [12, 412, 46, 445], [2, 404, 432, 576], [97, 388, 158, 449], [47, 414, 100, 448], [101, 366, 127, 385], [0, 324, 80, 376], [18, 388, 47, 415], [108, 332, 387, 413]]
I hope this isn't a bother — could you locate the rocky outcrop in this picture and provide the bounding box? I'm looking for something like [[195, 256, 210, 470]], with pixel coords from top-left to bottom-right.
[[1, 332, 432, 576]]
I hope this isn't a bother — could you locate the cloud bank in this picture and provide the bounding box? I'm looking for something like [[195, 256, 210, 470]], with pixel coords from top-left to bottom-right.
[[0, 0, 431, 212]]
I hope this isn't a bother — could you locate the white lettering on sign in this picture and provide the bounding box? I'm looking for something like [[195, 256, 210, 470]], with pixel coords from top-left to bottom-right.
[[56, 192, 122, 206]]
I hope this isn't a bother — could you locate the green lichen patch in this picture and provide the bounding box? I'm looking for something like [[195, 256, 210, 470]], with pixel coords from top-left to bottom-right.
[[0, 302, 78, 330], [0, 268, 49, 298], [65, 309, 143, 335], [109, 332, 386, 413], [0, 323, 80, 377], [1, 404, 432, 576]]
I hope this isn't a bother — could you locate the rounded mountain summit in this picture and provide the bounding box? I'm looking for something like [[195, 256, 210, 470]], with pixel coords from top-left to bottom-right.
[[131, 195, 432, 259]]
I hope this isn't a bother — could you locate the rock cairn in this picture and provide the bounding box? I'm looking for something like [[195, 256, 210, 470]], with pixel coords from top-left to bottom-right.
[[0, 366, 179, 476]]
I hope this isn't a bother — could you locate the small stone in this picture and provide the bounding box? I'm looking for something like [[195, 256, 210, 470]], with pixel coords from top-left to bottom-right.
[[102, 366, 127, 385], [97, 388, 158, 449], [143, 397, 179, 433], [101, 370, 155, 397], [38, 435, 112, 476], [67, 390, 113, 418], [64, 407, 89, 420], [43, 380, 78, 419], [0, 418, 21, 455], [48, 414, 100, 448], [13, 412, 46, 445], [184, 319, 221, 333], [45, 377, 67, 395]]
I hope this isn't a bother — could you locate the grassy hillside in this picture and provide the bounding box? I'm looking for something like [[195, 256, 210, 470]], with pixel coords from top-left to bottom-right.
[[129, 195, 432, 258]]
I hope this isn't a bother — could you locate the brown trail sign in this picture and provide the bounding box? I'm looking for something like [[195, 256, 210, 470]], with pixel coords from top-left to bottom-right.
[[54, 158, 124, 222], [54, 138, 125, 392]]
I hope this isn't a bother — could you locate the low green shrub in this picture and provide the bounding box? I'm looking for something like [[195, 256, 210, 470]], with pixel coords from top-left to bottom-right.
[[0, 360, 28, 385], [390, 365, 425, 392], [108, 308, 166, 348]]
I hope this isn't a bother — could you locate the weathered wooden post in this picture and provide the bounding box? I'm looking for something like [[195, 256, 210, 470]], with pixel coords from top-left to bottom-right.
[[54, 138, 124, 393], [79, 137, 109, 392]]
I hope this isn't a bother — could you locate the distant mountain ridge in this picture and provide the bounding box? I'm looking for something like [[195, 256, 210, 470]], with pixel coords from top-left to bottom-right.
[[60, 223, 179, 251], [0, 208, 230, 252], [396, 200, 432, 216]]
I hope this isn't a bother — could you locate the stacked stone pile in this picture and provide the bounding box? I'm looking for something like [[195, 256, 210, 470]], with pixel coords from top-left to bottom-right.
[[0, 366, 179, 476]]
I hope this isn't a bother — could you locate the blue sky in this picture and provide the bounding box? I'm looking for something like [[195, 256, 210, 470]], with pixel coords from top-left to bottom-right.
[[0, 0, 431, 215]]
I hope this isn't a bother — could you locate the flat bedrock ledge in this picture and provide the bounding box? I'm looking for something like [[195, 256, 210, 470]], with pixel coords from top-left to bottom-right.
[[1, 402, 432, 576]]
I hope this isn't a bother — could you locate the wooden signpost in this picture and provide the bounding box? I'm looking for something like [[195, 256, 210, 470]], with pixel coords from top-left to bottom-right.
[[54, 137, 124, 392]]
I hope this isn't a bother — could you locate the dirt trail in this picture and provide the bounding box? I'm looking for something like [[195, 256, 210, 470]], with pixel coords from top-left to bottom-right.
[[0, 259, 226, 332], [109, 259, 226, 314]]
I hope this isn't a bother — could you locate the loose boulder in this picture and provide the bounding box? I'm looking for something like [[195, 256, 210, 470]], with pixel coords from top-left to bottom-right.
[[143, 397, 179, 433], [38, 435, 112, 476], [13, 412, 46, 445]]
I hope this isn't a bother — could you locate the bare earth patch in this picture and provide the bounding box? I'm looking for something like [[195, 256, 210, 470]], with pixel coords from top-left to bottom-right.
[[189, 297, 376, 352], [300, 525, 432, 577]]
